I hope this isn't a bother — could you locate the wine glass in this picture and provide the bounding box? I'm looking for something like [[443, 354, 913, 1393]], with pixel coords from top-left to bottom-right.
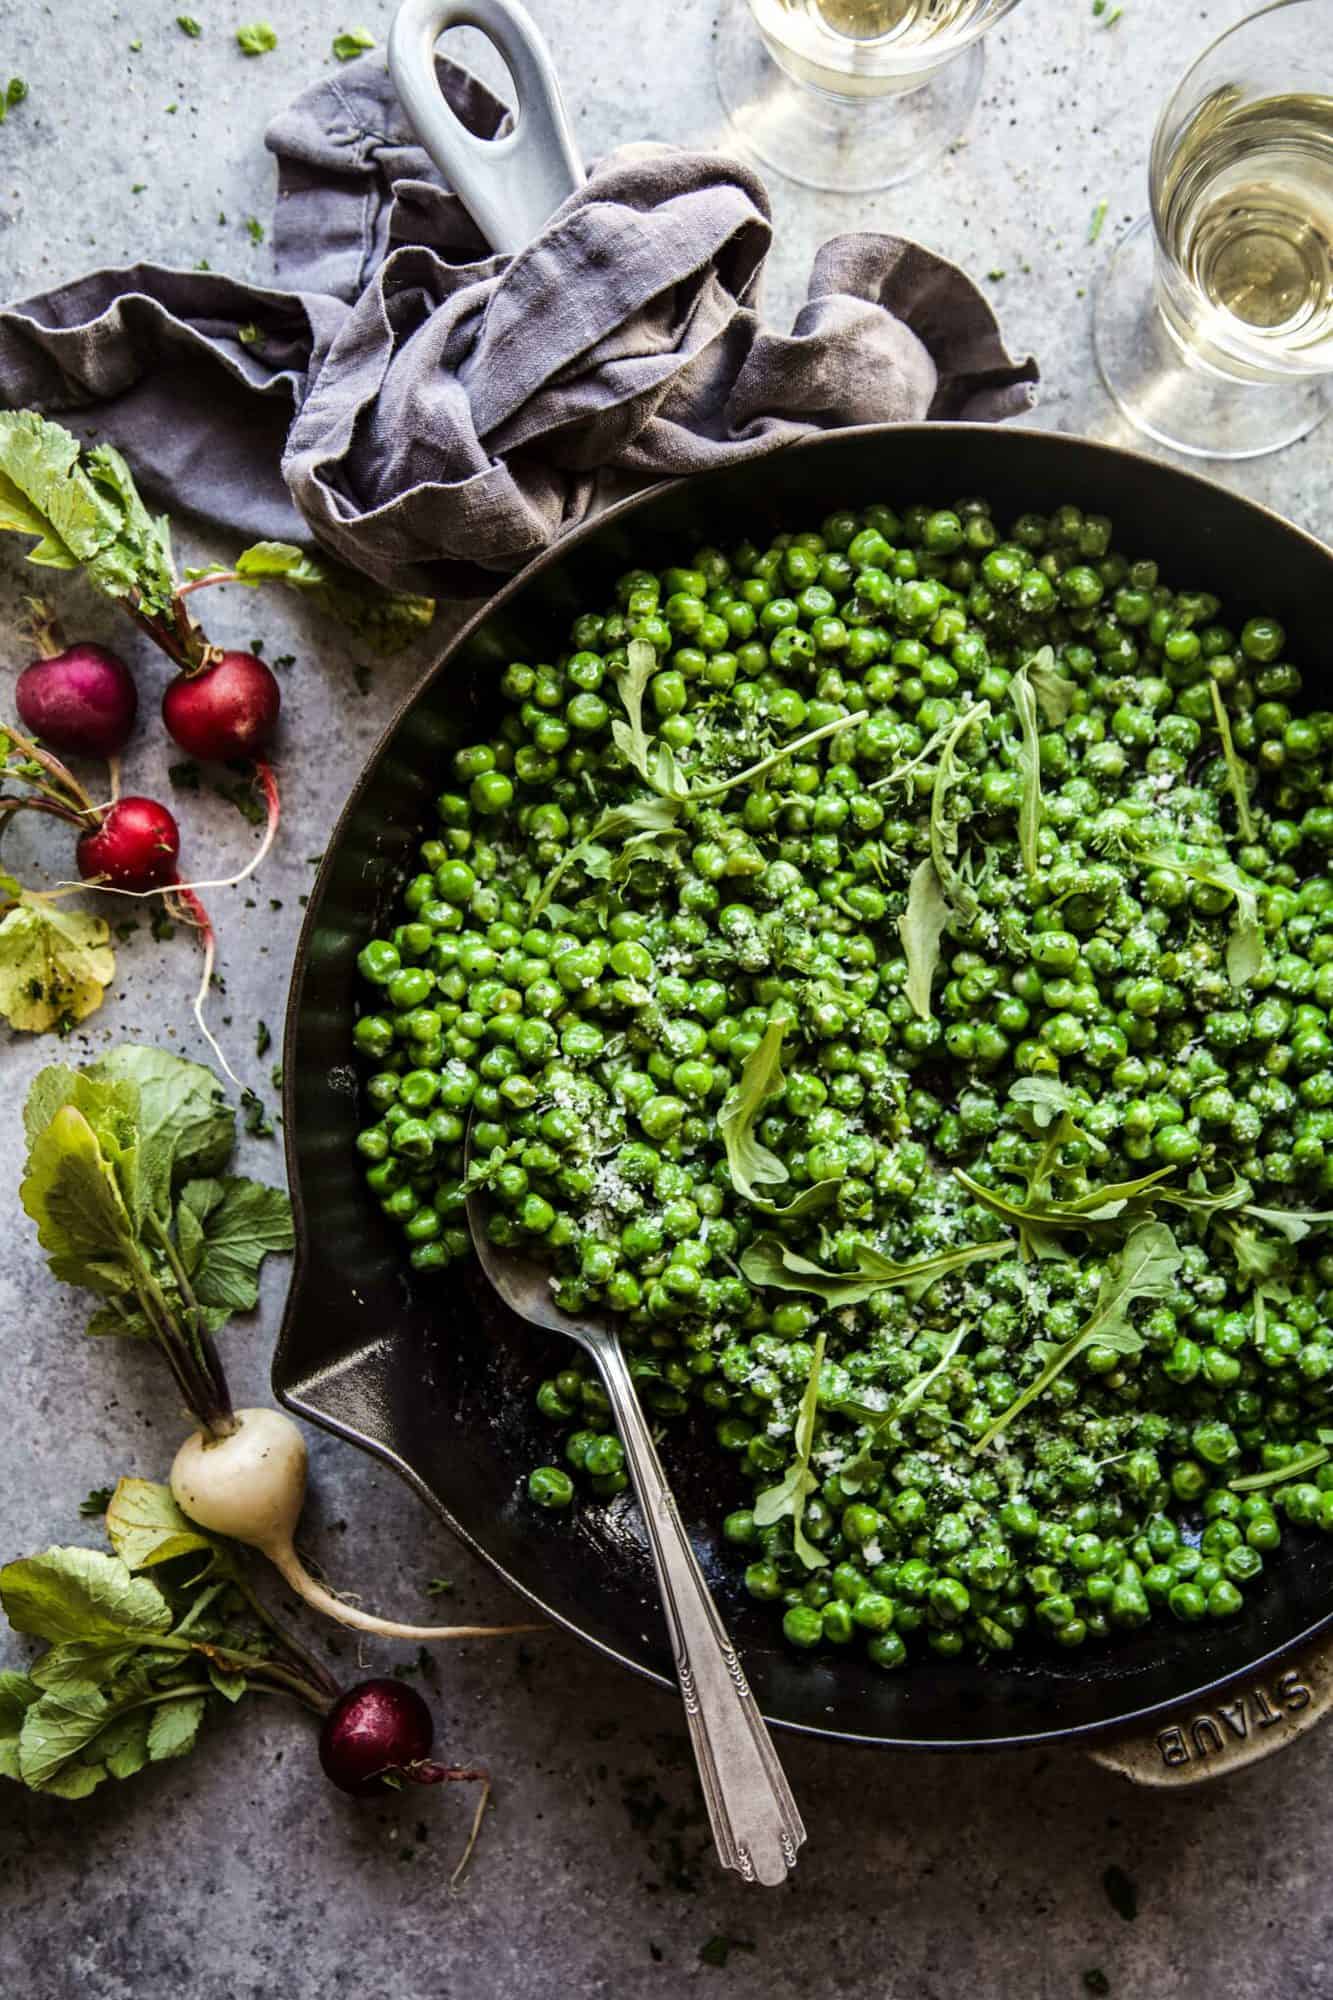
[[1093, 0, 1333, 460], [715, 0, 1024, 195]]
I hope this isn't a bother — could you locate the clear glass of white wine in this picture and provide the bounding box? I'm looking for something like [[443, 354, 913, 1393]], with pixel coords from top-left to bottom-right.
[[715, 0, 1024, 194], [1094, 0, 1333, 460]]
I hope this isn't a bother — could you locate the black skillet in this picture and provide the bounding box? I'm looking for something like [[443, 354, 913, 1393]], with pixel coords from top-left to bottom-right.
[[276, 418, 1333, 1782]]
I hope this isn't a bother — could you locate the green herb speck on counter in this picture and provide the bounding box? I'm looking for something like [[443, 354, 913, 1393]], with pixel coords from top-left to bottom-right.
[[237, 21, 278, 56], [333, 28, 377, 61]]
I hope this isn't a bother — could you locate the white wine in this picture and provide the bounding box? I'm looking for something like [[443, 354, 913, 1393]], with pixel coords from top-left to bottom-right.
[[1157, 89, 1333, 375], [747, 0, 1002, 95]]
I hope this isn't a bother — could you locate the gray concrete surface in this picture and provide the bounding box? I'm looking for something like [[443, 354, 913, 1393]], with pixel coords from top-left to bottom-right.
[[1, 3, 1331, 1995]]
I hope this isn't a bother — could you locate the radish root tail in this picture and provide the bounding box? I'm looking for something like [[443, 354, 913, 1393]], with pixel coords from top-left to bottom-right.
[[172, 883, 241, 1089], [269, 1544, 544, 1644]]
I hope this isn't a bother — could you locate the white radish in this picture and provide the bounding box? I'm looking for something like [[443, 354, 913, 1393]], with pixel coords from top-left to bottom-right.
[[170, 1407, 541, 1642]]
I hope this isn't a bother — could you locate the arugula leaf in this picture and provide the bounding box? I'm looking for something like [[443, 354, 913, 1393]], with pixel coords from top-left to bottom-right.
[[753, 1332, 827, 1569], [1128, 840, 1264, 988], [230, 542, 434, 652], [1157, 1170, 1253, 1217], [1009, 664, 1043, 880], [1226, 1223, 1289, 1284], [1210, 680, 1256, 843], [1009, 1076, 1076, 1133], [1239, 1203, 1333, 1245], [612, 644, 664, 792], [0, 899, 116, 1032], [332, 27, 377, 60], [740, 1234, 1007, 1304], [529, 796, 681, 918], [750, 1177, 844, 1220], [0, 1547, 173, 1648], [898, 857, 950, 1022], [928, 702, 991, 923], [1230, 1438, 1333, 1493], [105, 1480, 217, 1572], [974, 1222, 1182, 1451], [839, 1325, 971, 1492], [718, 1020, 789, 1201], [954, 1164, 1176, 1234], [175, 1176, 295, 1311], [1026, 646, 1078, 726]]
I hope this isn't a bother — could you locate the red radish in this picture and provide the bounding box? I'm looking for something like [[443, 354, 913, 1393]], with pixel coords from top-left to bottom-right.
[[16, 643, 138, 758], [162, 650, 279, 761], [76, 796, 180, 890], [319, 1679, 486, 1796], [318, 1678, 492, 1880]]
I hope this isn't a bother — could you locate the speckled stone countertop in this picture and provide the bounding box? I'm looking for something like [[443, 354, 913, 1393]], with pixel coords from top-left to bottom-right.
[[1, 4, 1330, 1996]]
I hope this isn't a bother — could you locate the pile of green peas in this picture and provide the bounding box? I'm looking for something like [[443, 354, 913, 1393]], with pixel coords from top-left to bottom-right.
[[353, 494, 1333, 1670]]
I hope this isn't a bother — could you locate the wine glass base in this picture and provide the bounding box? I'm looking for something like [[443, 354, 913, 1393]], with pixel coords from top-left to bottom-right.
[[1093, 215, 1331, 461], [715, 0, 986, 195]]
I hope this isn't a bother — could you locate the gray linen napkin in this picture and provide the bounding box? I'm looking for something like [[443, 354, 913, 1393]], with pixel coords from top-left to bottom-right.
[[0, 55, 1037, 595]]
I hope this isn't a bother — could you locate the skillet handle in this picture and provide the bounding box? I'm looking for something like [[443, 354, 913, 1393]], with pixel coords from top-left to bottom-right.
[[388, 0, 585, 255], [1086, 1629, 1333, 1788]]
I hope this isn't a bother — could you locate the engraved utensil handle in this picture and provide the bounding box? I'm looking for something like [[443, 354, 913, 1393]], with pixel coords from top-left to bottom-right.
[[388, 0, 585, 255], [591, 1333, 805, 1884], [1087, 1629, 1333, 1788]]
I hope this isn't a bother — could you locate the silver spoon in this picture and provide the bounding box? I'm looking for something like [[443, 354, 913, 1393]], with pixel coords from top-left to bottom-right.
[[466, 1140, 805, 1886], [392, 0, 803, 1886]]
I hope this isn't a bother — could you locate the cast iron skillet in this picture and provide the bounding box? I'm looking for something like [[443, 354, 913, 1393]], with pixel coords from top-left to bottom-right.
[[276, 421, 1333, 1761]]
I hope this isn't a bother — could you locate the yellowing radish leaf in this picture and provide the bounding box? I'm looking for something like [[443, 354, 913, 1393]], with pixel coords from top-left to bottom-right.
[[0, 899, 115, 1032]]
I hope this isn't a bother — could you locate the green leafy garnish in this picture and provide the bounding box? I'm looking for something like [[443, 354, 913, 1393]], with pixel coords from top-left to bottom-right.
[[1209, 680, 1256, 842], [1025, 645, 1078, 725], [1008, 662, 1043, 880], [839, 1325, 972, 1493], [974, 1221, 1182, 1451], [929, 702, 991, 922], [753, 1333, 827, 1569], [898, 857, 950, 1022], [20, 1047, 292, 1430], [227, 541, 435, 651], [177, 15, 203, 34], [0, 896, 116, 1032], [954, 1163, 1177, 1235], [1229, 1435, 1333, 1493], [740, 1234, 1007, 1305], [332, 28, 377, 60], [1239, 1203, 1333, 1245], [718, 1020, 788, 1202], [0, 77, 27, 121], [236, 22, 277, 55], [1124, 837, 1264, 988]]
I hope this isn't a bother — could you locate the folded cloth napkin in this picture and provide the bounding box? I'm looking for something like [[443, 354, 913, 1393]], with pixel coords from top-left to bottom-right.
[[0, 54, 1037, 596]]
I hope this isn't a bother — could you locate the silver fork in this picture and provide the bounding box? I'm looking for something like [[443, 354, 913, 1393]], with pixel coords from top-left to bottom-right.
[[465, 1167, 805, 1886]]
